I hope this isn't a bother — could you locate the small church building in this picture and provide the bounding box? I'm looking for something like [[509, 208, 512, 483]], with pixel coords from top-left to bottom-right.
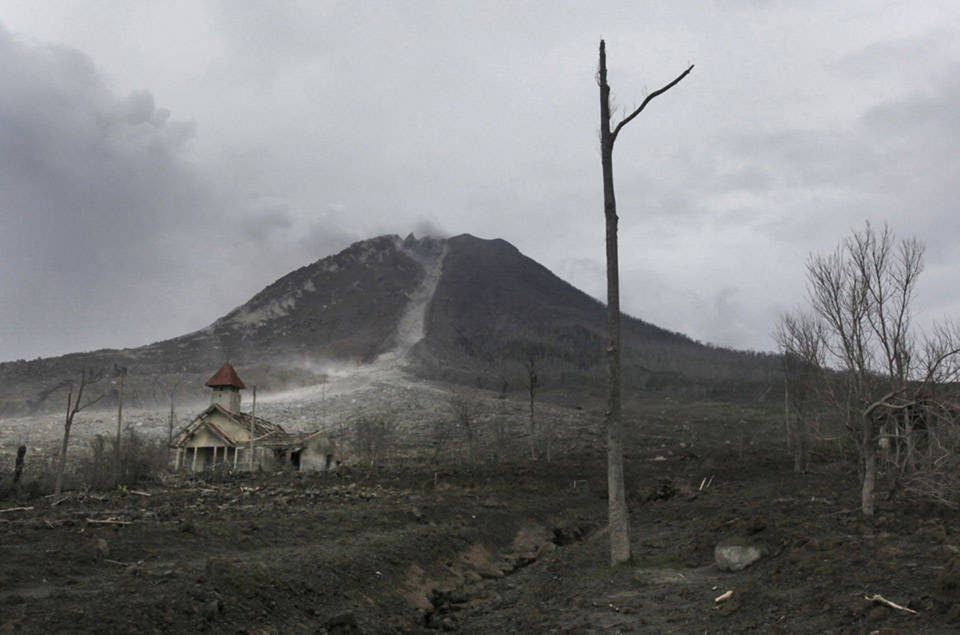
[[171, 363, 340, 473]]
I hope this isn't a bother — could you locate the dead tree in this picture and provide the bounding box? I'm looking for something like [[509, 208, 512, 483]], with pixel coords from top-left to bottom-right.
[[449, 393, 480, 462], [779, 223, 929, 515], [598, 40, 693, 565], [782, 227, 960, 512], [774, 311, 826, 473], [814, 224, 921, 515], [523, 351, 540, 460], [53, 369, 105, 495], [165, 374, 186, 448], [114, 366, 126, 481], [494, 376, 509, 461]]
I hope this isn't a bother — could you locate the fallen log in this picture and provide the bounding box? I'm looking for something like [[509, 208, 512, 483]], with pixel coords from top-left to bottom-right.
[[865, 594, 918, 615], [85, 518, 132, 526], [714, 590, 733, 603]]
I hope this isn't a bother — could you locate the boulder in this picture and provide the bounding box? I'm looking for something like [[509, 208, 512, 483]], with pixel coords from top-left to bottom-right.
[[89, 538, 109, 561], [714, 537, 767, 572], [200, 599, 222, 622], [324, 612, 362, 634]]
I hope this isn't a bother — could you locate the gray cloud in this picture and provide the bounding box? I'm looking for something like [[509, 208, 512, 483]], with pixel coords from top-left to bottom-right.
[[0, 23, 362, 358], [240, 196, 293, 242], [0, 24, 210, 356], [411, 217, 448, 239], [2, 2, 960, 358]]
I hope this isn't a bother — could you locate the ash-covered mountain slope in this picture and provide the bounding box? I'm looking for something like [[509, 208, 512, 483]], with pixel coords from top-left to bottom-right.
[[176, 234, 445, 364], [414, 234, 776, 391], [0, 233, 778, 414]]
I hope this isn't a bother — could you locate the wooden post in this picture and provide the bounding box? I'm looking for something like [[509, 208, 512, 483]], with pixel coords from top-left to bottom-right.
[[191, 447, 198, 471], [13, 445, 26, 483]]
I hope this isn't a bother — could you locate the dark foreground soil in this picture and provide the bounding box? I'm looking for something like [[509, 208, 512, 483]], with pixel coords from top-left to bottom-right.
[[3, 404, 960, 633]]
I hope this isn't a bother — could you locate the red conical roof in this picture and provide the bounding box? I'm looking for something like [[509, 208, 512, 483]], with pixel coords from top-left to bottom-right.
[[205, 362, 247, 389]]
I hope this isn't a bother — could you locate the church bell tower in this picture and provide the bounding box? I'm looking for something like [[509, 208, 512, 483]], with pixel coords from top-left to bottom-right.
[[205, 362, 246, 412]]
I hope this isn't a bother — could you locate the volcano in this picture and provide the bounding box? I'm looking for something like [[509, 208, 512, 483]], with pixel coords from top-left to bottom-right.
[[0, 234, 778, 414]]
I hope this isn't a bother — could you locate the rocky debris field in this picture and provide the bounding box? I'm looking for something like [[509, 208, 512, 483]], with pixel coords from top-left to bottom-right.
[[2, 400, 960, 633]]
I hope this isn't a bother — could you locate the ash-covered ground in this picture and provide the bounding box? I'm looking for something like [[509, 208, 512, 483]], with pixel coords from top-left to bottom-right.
[[2, 395, 960, 633]]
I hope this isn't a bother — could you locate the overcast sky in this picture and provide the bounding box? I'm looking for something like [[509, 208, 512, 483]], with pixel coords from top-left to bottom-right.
[[1, 1, 959, 361]]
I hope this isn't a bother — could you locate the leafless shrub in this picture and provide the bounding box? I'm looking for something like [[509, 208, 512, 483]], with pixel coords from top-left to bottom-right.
[[352, 413, 396, 467], [900, 445, 960, 510], [901, 471, 960, 509], [448, 393, 484, 462], [78, 430, 168, 491]]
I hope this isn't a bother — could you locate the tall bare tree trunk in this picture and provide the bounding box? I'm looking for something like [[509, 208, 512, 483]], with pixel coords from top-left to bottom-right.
[[596, 40, 692, 566], [599, 41, 630, 566]]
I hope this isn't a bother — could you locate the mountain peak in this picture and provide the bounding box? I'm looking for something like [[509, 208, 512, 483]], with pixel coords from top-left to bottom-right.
[[0, 233, 778, 414]]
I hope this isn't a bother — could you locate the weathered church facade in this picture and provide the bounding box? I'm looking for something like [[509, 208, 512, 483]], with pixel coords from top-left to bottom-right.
[[171, 363, 340, 472]]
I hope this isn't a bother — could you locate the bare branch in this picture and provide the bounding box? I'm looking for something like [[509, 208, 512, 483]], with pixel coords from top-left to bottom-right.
[[611, 64, 694, 143], [77, 392, 106, 413], [862, 391, 913, 419]]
